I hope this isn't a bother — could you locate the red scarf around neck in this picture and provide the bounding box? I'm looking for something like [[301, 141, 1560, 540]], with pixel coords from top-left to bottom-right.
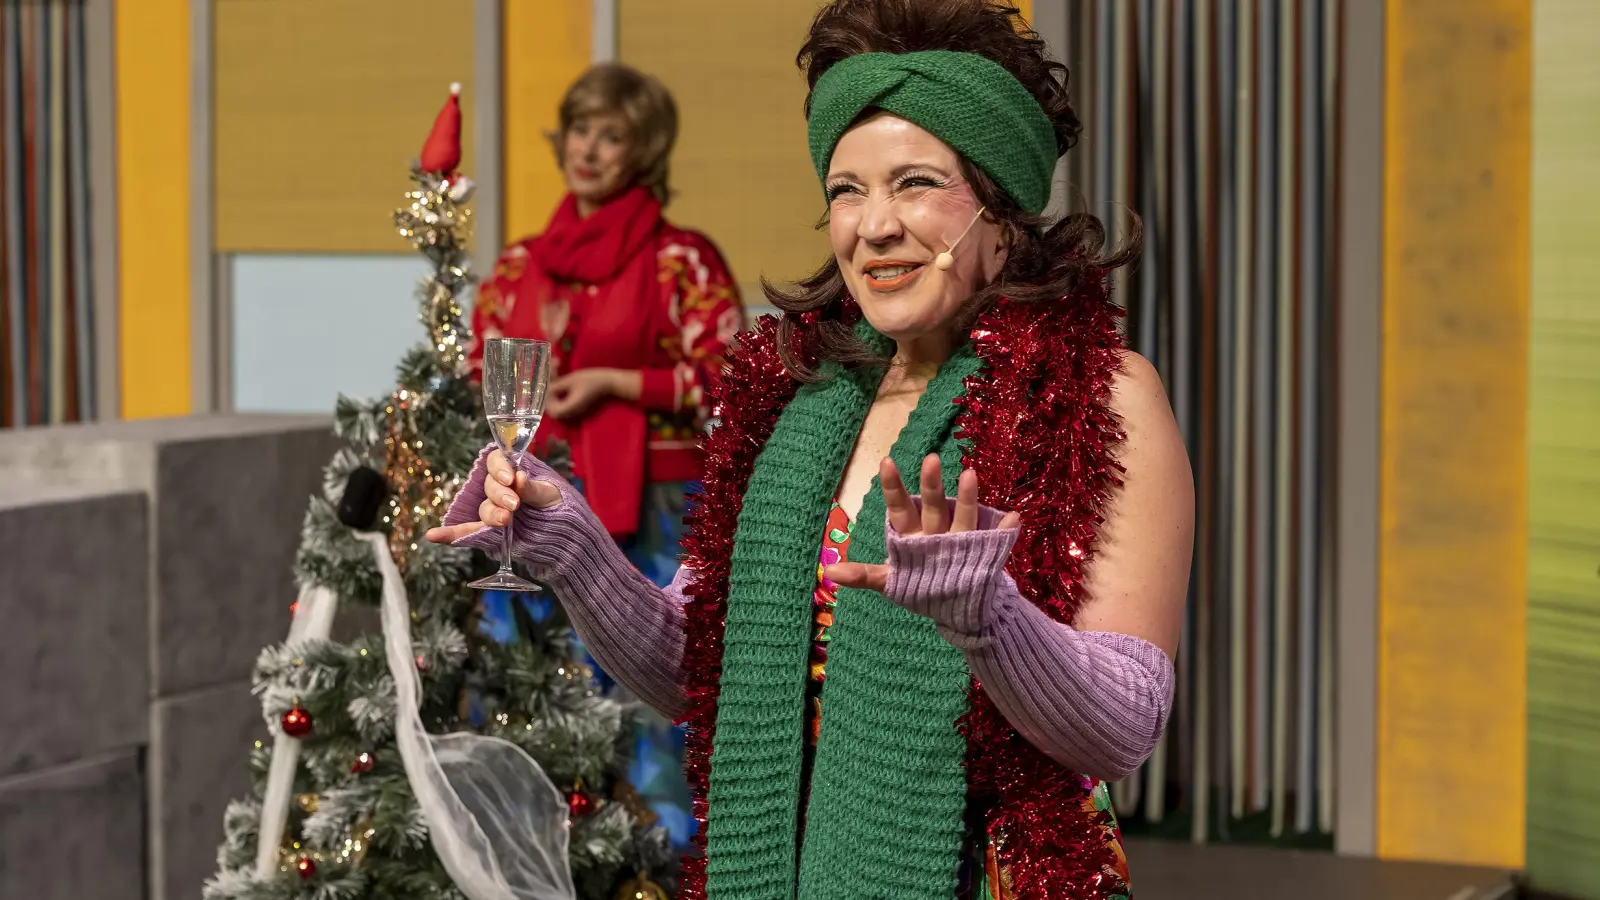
[[531, 184, 662, 284]]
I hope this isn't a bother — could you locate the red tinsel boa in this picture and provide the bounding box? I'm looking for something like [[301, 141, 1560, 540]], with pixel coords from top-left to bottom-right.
[[677, 281, 1130, 899]]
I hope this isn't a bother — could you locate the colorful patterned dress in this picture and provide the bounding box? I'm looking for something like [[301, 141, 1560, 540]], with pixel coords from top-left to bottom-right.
[[804, 502, 1133, 899]]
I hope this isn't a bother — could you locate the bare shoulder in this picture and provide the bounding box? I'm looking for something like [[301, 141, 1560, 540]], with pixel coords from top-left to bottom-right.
[[1106, 351, 1189, 485], [1108, 351, 1172, 433], [1071, 350, 1194, 656]]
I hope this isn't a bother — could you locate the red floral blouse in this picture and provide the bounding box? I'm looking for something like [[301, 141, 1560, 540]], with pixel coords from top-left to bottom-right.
[[469, 226, 742, 480]]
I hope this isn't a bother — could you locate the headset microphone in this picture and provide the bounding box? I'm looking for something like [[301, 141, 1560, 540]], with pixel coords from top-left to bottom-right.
[[934, 205, 987, 271]]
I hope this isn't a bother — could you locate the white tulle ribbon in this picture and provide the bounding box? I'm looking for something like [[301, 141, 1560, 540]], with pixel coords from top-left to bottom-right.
[[364, 532, 576, 900], [253, 537, 575, 900]]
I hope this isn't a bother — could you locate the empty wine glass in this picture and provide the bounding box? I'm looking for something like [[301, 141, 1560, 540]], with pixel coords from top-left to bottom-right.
[[469, 338, 551, 592]]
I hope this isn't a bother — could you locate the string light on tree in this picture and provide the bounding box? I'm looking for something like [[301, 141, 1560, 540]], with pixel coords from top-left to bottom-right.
[[614, 877, 668, 900]]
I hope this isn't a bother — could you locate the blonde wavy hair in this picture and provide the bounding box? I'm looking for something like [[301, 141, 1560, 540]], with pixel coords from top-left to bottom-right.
[[551, 63, 678, 204]]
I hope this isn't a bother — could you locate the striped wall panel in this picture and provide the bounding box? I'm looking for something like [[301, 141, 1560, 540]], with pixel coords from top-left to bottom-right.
[[0, 0, 95, 428], [1064, 0, 1339, 846]]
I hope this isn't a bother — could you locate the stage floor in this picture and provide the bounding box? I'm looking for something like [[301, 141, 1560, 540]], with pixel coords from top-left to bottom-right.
[[1126, 838, 1515, 900]]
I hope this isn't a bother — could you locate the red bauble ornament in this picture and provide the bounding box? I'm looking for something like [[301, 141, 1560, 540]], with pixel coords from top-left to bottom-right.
[[281, 705, 314, 738], [567, 791, 593, 818], [351, 751, 375, 774], [415, 654, 430, 672], [295, 856, 316, 880]]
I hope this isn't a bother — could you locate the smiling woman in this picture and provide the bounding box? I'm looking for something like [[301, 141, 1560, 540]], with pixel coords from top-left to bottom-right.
[[765, 17, 1140, 384], [433, 2, 1192, 898], [822, 114, 1005, 348]]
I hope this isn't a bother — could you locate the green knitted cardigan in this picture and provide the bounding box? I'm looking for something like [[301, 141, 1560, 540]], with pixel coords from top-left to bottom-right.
[[703, 324, 982, 899]]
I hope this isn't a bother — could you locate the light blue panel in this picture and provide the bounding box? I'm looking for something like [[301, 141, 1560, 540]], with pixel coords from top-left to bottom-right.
[[231, 254, 463, 413]]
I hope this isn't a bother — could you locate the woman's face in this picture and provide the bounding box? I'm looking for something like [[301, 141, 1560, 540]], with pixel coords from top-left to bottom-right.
[[825, 112, 1007, 345], [562, 110, 633, 208]]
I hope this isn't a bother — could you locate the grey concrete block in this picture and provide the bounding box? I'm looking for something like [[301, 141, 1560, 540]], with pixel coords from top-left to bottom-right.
[[0, 752, 145, 900], [0, 489, 149, 779], [0, 413, 331, 496], [151, 424, 339, 695], [151, 681, 268, 900], [0, 414, 340, 696]]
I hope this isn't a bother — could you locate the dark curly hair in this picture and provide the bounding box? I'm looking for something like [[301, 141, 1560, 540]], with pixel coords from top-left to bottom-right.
[[766, 0, 1140, 380]]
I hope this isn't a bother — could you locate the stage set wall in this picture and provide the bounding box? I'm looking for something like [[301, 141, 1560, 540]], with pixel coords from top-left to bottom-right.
[[95, 0, 1599, 893]]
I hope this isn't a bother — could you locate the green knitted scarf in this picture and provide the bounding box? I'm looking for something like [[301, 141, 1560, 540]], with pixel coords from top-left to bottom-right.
[[704, 326, 983, 899], [807, 50, 1058, 214]]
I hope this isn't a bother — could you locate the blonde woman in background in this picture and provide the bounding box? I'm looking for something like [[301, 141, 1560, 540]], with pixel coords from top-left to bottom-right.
[[469, 63, 744, 857]]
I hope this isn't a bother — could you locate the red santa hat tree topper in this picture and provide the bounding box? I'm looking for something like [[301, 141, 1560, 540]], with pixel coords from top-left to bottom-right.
[[420, 83, 473, 201]]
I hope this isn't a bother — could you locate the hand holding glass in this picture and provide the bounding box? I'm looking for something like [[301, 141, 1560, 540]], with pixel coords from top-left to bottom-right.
[[468, 338, 551, 592]]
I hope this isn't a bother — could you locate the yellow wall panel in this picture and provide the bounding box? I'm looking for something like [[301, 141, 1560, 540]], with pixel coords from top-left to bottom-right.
[[1378, 0, 1530, 868], [213, 0, 476, 253], [116, 0, 191, 418], [619, 0, 829, 296], [502, 0, 591, 242]]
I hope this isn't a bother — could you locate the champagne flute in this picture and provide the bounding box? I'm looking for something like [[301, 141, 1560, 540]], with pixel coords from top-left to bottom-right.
[[469, 338, 551, 592]]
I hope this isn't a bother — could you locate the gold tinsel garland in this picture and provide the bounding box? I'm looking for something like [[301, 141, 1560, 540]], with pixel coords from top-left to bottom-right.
[[395, 169, 475, 379], [381, 168, 478, 571], [381, 389, 447, 570]]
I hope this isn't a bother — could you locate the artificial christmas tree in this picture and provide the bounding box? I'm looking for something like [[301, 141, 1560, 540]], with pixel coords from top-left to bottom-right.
[[205, 84, 671, 900]]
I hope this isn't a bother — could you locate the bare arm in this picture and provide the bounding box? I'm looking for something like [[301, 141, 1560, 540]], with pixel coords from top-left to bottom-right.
[[828, 353, 1193, 777], [1071, 351, 1194, 658]]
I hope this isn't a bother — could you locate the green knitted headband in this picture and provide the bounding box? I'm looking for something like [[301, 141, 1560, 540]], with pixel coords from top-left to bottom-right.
[[807, 50, 1058, 214]]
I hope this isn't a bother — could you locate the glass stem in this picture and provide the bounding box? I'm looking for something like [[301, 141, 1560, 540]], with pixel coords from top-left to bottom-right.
[[500, 451, 518, 574]]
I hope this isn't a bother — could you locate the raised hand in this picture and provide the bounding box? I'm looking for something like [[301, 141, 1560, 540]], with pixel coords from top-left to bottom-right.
[[424, 448, 564, 545], [825, 454, 1019, 592]]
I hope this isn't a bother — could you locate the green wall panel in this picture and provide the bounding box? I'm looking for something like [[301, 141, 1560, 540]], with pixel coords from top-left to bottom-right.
[[1527, 2, 1600, 895]]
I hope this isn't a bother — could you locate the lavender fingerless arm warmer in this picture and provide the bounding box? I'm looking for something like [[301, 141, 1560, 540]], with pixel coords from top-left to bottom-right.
[[885, 509, 1175, 782], [445, 447, 689, 718]]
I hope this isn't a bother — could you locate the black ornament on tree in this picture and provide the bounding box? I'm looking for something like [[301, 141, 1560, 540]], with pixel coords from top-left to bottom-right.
[[338, 466, 390, 531], [281, 704, 314, 738]]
